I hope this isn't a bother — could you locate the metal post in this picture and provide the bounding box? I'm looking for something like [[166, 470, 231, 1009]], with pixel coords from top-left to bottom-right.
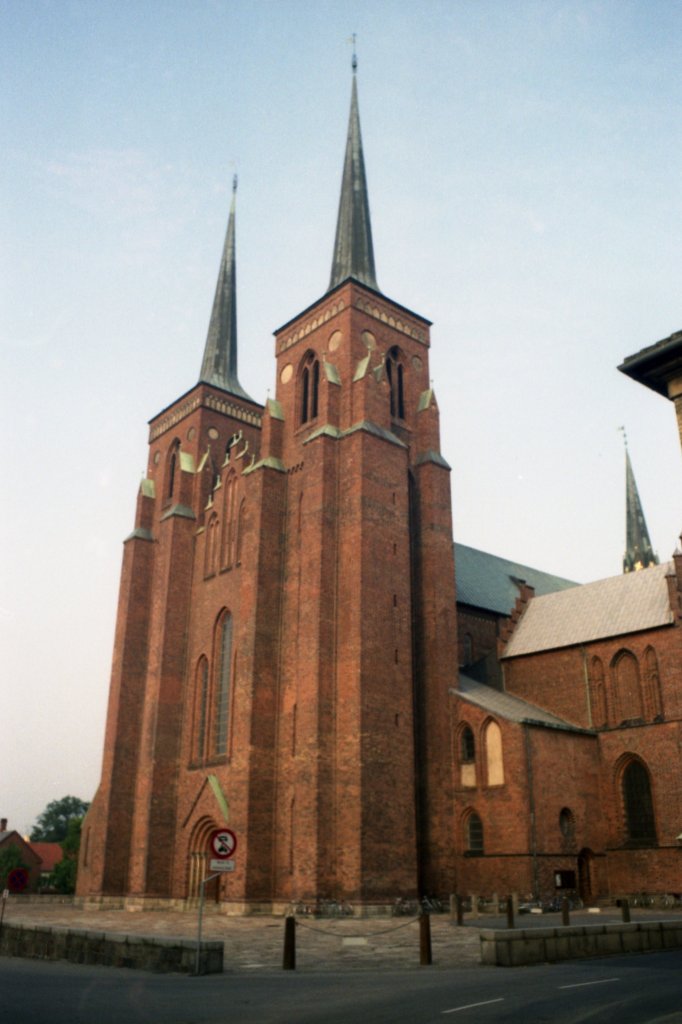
[[506, 895, 514, 929], [621, 898, 631, 923], [561, 897, 570, 926], [419, 912, 432, 965], [283, 914, 296, 970], [195, 873, 220, 976]]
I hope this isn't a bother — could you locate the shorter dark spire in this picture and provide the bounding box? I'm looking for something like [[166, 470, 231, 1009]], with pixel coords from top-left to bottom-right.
[[621, 430, 659, 573], [199, 175, 252, 401], [328, 55, 379, 293]]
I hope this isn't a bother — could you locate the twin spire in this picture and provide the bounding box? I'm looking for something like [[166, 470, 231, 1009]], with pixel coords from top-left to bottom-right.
[[199, 58, 378, 397]]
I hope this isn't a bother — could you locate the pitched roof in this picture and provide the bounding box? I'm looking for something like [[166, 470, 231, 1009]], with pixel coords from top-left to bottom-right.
[[29, 842, 63, 872], [455, 675, 590, 734], [454, 542, 577, 616], [503, 561, 674, 658]]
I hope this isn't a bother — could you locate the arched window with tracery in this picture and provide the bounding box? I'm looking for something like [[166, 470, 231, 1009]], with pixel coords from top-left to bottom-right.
[[612, 650, 643, 723], [386, 346, 405, 419], [300, 352, 320, 424], [213, 611, 234, 757], [621, 759, 656, 846], [642, 646, 663, 720], [460, 725, 475, 763], [589, 656, 607, 727], [484, 720, 504, 786]]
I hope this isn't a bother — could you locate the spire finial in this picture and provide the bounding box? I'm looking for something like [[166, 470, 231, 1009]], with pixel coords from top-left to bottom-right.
[[232, 173, 238, 194], [618, 425, 628, 449], [351, 32, 357, 73]]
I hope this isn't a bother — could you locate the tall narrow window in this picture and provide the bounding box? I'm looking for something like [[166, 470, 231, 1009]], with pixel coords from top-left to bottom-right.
[[590, 656, 607, 727], [643, 646, 663, 720], [166, 440, 180, 501], [467, 812, 484, 854], [300, 353, 320, 424], [194, 658, 209, 762], [622, 759, 656, 846], [460, 726, 475, 763], [214, 613, 233, 756], [485, 720, 504, 786], [386, 346, 405, 419]]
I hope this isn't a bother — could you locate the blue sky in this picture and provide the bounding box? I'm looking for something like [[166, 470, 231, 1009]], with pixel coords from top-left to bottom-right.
[[2, 0, 681, 834]]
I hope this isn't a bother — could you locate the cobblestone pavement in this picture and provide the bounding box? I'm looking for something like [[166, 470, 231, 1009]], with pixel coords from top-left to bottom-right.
[[1, 901, 481, 972], [4, 902, 680, 973]]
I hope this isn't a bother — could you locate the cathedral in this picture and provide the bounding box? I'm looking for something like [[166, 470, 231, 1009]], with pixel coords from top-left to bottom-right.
[[77, 68, 682, 911]]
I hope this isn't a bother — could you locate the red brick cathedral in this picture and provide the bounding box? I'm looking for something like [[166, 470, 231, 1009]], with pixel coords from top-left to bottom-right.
[[78, 69, 682, 911]]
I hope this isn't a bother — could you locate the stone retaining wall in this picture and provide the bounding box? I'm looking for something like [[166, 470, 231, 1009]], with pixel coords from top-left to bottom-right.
[[480, 920, 682, 966], [0, 923, 223, 974]]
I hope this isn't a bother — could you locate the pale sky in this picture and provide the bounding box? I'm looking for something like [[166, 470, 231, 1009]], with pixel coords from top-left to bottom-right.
[[2, 0, 681, 836]]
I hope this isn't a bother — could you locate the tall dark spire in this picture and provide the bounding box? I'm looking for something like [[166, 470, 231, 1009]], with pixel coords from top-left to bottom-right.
[[328, 53, 379, 293], [622, 432, 659, 573], [199, 176, 252, 400]]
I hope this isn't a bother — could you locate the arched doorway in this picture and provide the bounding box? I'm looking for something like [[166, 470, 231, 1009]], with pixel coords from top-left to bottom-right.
[[577, 848, 594, 906], [186, 817, 220, 902]]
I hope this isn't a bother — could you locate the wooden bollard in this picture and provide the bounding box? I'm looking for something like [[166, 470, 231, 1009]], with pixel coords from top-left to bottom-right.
[[561, 897, 570, 926], [506, 896, 514, 929], [283, 914, 296, 970], [621, 898, 631, 923], [419, 912, 432, 965]]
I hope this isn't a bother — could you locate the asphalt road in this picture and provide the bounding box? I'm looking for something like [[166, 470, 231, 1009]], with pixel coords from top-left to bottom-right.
[[2, 949, 682, 1024]]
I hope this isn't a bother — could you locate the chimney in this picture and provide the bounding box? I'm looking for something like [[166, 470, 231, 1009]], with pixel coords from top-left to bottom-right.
[[0, 818, 7, 832]]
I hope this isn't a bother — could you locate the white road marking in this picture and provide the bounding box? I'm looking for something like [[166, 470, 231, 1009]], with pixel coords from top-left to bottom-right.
[[442, 998, 505, 1014], [559, 978, 620, 990]]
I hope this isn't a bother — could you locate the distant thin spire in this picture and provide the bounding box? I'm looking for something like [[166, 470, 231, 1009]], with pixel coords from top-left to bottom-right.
[[199, 175, 252, 400], [328, 49, 379, 293], [620, 429, 658, 573]]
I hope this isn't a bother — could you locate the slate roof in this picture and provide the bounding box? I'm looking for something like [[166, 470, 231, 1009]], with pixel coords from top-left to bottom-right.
[[454, 542, 577, 616], [503, 561, 674, 658], [455, 675, 590, 734]]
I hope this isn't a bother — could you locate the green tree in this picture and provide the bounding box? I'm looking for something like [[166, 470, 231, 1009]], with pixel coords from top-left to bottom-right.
[[30, 796, 89, 843], [49, 817, 83, 894], [0, 846, 27, 887]]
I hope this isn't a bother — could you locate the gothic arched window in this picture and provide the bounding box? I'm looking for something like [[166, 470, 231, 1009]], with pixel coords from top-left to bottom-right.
[[460, 725, 475, 763], [300, 352, 320, 424], [386, 346, 405, 419], [193, 657, 209, 763], [612, 650, 643, 723], [622, 759, 656, 846], [485, 720, 504, 786], [213, 612, 234, 757]]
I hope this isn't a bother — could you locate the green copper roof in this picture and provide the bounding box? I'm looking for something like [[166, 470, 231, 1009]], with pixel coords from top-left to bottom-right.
[[454, 543, 577, 616], [199, 177, 253, 401], [328, 66, 379, 293], [623, 447, 658, 573]]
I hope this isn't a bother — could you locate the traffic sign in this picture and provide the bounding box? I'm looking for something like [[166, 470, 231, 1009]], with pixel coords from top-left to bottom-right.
[[7, 868, 28, 893], [209, 859, 235, 873], [209, 828, 237, 859]]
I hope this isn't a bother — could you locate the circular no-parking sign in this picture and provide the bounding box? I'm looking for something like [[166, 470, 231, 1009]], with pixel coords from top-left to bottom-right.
[[209, 828, 237, 859], [7, 868, 29, 893]]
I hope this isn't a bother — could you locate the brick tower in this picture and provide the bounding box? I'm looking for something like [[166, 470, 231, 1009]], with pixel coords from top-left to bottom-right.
[[78, 64, 458, 908]]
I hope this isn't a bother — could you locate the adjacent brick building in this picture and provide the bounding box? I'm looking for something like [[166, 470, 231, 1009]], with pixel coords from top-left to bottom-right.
[[78, 68, 681, 910]]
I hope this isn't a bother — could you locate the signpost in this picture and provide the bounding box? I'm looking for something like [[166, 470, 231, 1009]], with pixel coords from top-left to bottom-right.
[[196, 831, 238, 975]]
